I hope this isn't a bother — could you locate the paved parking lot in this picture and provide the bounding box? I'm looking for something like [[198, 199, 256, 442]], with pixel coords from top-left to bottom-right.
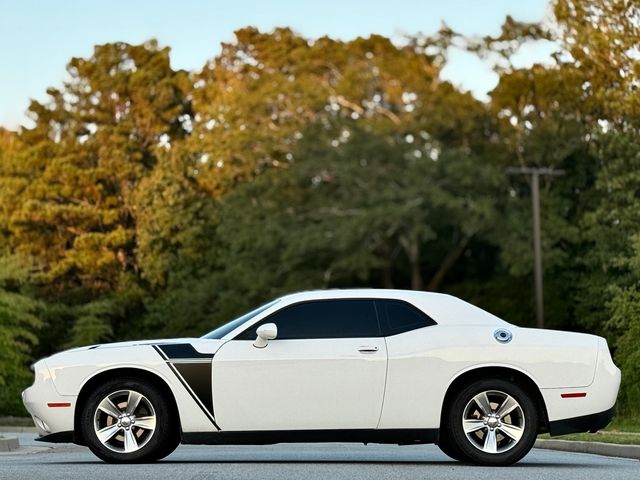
[[1, 433, 638, 480]]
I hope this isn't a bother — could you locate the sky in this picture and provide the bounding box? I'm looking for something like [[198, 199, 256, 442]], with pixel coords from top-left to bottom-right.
[[0, 0, 557, 130]]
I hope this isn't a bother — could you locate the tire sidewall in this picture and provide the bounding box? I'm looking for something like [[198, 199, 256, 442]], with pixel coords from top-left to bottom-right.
[[80, 377, 176, 463], [447, 378, 538, 466], [437, 434, 471, 462]]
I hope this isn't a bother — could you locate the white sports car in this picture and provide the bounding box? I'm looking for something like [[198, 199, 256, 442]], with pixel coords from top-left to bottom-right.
[[23, 289, 620, 465]]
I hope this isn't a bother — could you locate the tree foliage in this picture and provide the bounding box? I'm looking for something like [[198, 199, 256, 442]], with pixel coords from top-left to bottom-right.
[[0, 0, 639, 420], [0, 256, 41, 414]]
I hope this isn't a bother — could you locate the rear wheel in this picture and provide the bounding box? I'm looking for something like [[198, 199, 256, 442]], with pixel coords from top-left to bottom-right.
[[446, 378, 538, 466], [80, 377, 179, 463]]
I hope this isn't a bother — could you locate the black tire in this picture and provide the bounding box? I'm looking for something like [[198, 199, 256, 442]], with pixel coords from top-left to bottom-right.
[[437, 432, 470, 462], [80, 377, 180, 463], [446, 378, 538, 466]]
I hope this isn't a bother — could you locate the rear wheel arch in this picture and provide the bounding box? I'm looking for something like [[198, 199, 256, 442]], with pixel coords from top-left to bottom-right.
[[440, 366, 549, 435], [74, 367, 181, 445]]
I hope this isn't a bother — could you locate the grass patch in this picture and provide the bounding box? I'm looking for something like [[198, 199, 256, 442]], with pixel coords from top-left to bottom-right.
[[540, 431, 640, 445], [538, 415, 640, 445], [608, 419, 640, 433]]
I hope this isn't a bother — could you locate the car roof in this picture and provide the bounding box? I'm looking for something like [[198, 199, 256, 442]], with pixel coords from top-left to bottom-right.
[[279, 288, 442, 301], [276, 289, 509, 327]]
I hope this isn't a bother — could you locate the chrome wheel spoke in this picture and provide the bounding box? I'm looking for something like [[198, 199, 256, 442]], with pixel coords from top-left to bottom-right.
[[96, 424, 121, 443], [126, 391, 143, 415], [496, 395, 519, 419], [463, 389, 526, 455], [123, 428, 139, 453], [473, 392, 492, 416], [498, 423, 524, 442], [134, 415, 156, 431], [98, 397, 122, 419], [94, 389, 156, 454], [483, 428, 498, 454], [463, 419, 486, 434]]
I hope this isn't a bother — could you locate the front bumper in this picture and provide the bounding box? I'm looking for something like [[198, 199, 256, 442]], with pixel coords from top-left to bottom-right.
[[548, 405, 616, 436], [22, 360, 76, 438], [34, 431, 75, 443]]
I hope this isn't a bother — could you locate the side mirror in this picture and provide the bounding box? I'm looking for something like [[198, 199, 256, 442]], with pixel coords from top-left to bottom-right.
[[254, 323, 277, 348]]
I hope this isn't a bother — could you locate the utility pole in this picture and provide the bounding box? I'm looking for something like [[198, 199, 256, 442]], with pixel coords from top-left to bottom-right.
[[506, 167, 565, 329]]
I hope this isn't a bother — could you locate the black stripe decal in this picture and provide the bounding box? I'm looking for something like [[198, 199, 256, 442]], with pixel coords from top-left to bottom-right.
[[152, 344, 220, 430], [157, 343, 215, 359], [173, 362, 214, 417], [154, 345, 169, 360]]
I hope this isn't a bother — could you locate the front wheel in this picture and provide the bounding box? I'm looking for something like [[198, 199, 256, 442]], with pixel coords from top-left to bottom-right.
[[80, 377, 180, 463], [446, 378, 539, 466]]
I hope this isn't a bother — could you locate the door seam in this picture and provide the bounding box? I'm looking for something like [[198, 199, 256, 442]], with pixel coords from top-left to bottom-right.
[[375, 336, 390, 429]]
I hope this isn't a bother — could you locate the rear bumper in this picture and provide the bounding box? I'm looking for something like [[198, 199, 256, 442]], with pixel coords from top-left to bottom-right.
[[541, 337, 620, 425], [548, 406, 616, 436]]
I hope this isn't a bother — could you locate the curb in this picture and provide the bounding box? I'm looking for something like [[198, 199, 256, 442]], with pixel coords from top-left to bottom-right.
[[535, 438, 640, 460], [0, 436, 19, 452], [0, 426, 36, 433]]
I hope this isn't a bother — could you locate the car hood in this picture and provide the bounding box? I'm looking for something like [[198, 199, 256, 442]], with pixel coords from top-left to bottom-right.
[[57, 338, 190, 354], [56, 337, 225, 356]]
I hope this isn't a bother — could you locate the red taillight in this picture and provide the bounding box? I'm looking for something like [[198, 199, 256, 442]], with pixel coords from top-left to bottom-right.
[[47, 402, 72, 408], [560, 393, 587, 399]]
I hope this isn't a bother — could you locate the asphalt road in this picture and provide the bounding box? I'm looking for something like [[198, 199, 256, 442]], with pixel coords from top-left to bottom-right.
[[1, 432, 638, 480]]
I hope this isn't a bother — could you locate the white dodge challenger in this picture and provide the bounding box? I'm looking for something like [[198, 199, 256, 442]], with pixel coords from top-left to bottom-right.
[[23, 289, 620, 465]]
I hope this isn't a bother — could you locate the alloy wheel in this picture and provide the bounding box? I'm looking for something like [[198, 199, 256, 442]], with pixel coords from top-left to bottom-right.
[[93, 389, 157, 453], [461, 390, 525, 454]]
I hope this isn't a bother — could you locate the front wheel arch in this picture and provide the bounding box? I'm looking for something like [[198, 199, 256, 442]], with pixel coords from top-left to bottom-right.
[[74, 368, 181, 445], [440, 366, 549, 436]]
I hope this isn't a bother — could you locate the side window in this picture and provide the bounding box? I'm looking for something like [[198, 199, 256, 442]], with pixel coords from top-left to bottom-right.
[[236, 299, 380, 340], [377, 299, 436, 336]]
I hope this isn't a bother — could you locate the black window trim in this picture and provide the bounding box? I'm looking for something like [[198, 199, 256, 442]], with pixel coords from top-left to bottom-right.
[[233, 297, 437, 341]]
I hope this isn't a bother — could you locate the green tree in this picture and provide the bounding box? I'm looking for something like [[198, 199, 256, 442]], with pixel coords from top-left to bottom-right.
[[484, 64, 596, 329], [0, 256, 41, 415], [580, 132, 640, 417], [133, 150, 220, 337], [553, 0, 640, 128], [6, 41, 191, 347], [207, 121, 500, 322], [0, 4, 639, 423], [187, 27, 488, 195], [549, 0, 640, 417]]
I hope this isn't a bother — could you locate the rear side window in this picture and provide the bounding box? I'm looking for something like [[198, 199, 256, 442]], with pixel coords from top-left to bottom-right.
[[377, 299, 436, 336], [236, 299, 380, 340]]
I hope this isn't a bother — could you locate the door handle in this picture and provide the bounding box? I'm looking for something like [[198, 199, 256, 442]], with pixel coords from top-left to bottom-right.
[[357, 346, 379, 354]]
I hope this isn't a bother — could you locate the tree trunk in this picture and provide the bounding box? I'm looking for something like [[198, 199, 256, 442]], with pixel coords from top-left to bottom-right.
[[381, 264, 394, 288], [427, 235, 472, 291], [408, 237, 423, 290], [411, 261, 423, 290], [400, 233, 424, 290]]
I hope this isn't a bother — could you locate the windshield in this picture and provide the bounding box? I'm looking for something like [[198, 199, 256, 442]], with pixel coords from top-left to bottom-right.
[[201, 299, 281, 339]]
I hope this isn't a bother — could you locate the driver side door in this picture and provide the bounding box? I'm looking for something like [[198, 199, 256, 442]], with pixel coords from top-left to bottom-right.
[[211, 299, 388, 431]]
